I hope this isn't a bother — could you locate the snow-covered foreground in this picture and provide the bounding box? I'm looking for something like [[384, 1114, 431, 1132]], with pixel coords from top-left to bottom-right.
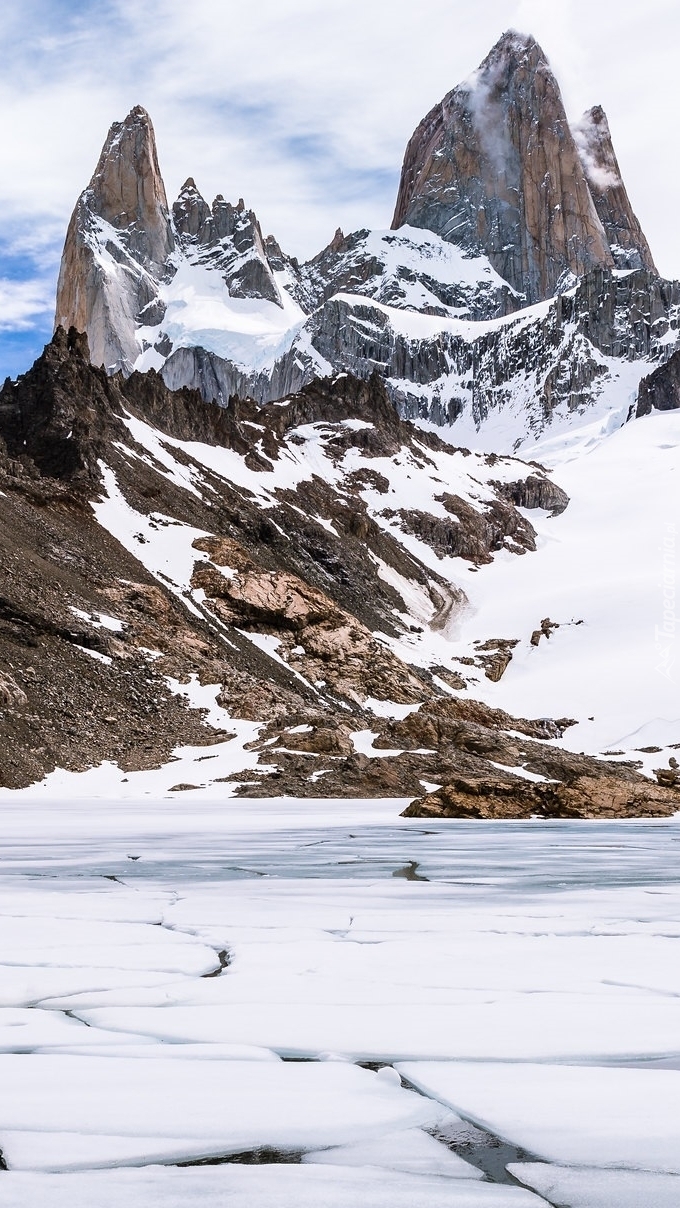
[[1, 799, 679, 1206]]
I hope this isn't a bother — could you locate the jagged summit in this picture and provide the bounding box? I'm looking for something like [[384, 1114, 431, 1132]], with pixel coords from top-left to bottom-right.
[[54, 103, 174, 373], [392, 31, 613, 303], [573, 105, 657, 272], [172, 181, 282, 306], [478, 28, 546, 68], [83, 105, 172, 271]]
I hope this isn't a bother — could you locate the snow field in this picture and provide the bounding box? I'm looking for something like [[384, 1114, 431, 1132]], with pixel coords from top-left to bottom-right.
[[0, 802, 679, 1206]]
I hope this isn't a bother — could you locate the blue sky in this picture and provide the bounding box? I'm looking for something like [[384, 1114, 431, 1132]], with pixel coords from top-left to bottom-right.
[[1, 0, 679, 380]]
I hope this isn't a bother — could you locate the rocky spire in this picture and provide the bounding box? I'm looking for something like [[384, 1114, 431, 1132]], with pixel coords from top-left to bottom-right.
[[54, 106, 174, 373], [172, 184, 283, 306], [573, 106, 657, 272], [391, 30, 614, 303], [172, 178, 212, 241]]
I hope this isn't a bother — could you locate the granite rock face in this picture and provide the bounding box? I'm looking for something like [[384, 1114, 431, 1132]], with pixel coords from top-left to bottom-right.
[[573, 106, 657, 272], [54, 111, 289, 376], [637, 348, 680, 415], [54, 106, 174, 373], [391, 31, 613, 304]]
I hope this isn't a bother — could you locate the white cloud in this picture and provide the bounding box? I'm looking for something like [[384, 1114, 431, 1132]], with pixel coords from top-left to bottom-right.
[[0, 277, 55, 331]]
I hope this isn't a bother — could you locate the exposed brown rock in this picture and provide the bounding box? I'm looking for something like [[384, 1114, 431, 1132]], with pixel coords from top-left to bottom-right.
[[530, 617, 559, 647], [0, 673, 28, 709], [474, 638, 518, 682], [392, 31, 613, 303], [191, 562, 424, 705], [404, 770, 679, 820], [573, 106, 657, 272]]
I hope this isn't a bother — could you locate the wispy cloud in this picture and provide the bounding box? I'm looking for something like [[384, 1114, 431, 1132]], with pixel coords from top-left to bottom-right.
[[0, 277, 54, 332]]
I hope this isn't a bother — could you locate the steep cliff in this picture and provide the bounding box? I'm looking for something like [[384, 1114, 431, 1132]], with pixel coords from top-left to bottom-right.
[[573, 105, 657, 272], [54, 106, 174, 373], [391, 31, 613, 303]]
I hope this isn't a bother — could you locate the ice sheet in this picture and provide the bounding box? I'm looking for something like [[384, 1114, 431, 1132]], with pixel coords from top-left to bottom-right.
[[510, 1163, 680, 1208], [397, 1062, 680, 1173], [0, 1166, 547, 1207], [303, 1125, 483, 1179], [0, 1054, 440, 1170], [2, 801, 679, 1197]]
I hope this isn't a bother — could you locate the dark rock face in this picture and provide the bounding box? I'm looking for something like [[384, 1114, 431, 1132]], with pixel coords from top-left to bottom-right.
[[0, 327, 123, 483], [298, 227, 519, 320], [573, 106, 657, 272], [637, 349, 680, 415], [392, 31, 613, 304], [495, 474, 569, 516]]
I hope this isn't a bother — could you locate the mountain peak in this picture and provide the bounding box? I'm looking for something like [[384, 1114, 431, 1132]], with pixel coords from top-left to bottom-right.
[[87, 104, 172, 272], [55, 105, 174, 372], [392, 32, 614, 302], [484, 28, 545, 63], [573, 106, 657, 272]]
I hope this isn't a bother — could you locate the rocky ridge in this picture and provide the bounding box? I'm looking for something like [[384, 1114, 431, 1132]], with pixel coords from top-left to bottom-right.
[[0, 329, 678, 817]]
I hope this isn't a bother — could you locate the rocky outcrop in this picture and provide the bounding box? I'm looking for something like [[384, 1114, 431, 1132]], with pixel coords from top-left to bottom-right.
[[172, 179, 282, 305], [0, 326, 123, 484], [637, 347, 680, 415], [54, 106, 174, 373], [392, 31, 613, 303], [495, 474, 569, 516], [191, 563, 425, 705], [404, 769, 679, 820], [573, 106, 656, 272]]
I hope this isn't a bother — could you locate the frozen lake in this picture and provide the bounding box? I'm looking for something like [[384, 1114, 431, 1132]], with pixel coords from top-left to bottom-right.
[[1, 797, 680, 1207]]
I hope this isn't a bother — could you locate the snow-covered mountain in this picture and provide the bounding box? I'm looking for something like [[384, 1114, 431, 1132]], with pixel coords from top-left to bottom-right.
[[54, 31, 680, 454], [3, 29, 678, 812]]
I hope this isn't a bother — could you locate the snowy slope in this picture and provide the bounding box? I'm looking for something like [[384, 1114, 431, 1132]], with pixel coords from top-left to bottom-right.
[[135, 260, 307, 376], [93, 379, 679, 771], [432, 410, 680, 758]]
